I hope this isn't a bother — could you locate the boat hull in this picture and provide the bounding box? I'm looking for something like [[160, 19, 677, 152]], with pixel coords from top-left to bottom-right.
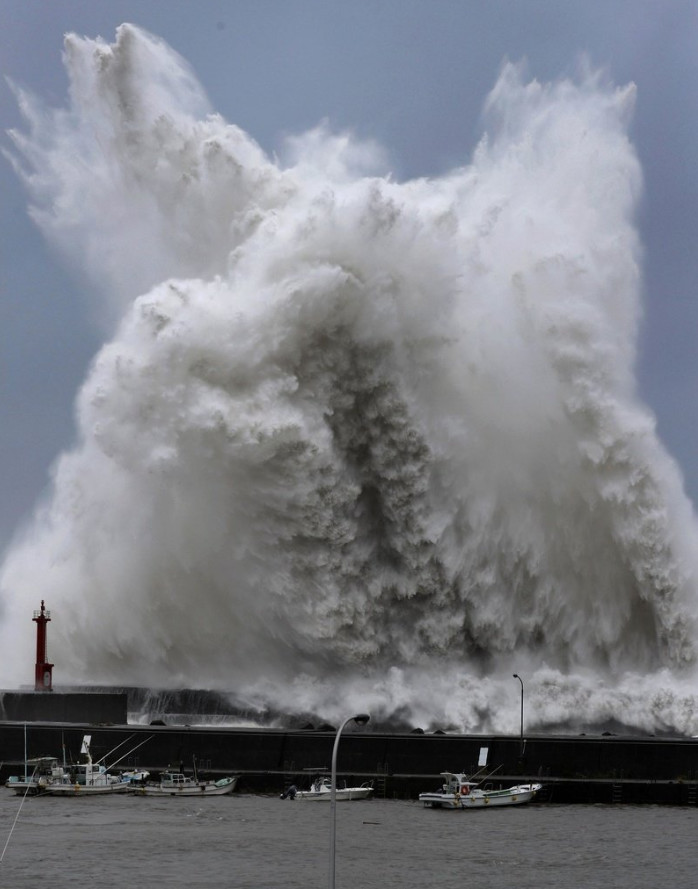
[[44, 782, 132, 796], [5, 778, 46, 796], [295, 787, 373, 801]]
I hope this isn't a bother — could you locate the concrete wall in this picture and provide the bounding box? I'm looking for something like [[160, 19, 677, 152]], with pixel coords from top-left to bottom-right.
[[1, 721, 697, 786], [0, 692, 127, 725]]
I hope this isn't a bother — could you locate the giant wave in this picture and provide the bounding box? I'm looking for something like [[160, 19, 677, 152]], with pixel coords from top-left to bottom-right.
[[2, 25, 698, 735]]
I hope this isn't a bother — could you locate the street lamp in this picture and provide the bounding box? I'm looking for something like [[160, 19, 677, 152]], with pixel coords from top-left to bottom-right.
[[513, 673, 524, 754], [328, 713, 370, 889]]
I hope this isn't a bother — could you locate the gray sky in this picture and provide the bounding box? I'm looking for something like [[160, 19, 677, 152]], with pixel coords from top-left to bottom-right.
[[1, 0, 697, 554]]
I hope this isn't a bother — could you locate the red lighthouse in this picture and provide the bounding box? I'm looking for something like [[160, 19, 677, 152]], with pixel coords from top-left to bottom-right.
[[32, 600, 54, 691]]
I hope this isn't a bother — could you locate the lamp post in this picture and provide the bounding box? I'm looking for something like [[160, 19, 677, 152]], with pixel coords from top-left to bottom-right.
[[513, 673, 524, 755], [329, 713, 370, 889]]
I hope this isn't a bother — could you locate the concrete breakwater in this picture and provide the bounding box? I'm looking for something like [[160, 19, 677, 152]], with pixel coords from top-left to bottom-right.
[[1, 721, 698, 805]]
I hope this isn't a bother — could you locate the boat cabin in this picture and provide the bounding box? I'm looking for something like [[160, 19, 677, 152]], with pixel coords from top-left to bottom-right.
[[440, 772, 476, 793], [160, 772, 193, 786]]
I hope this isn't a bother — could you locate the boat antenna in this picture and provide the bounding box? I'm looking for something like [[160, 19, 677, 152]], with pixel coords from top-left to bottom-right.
[[94, 732, 137, 766], [107, 735, 154, 771], [471, 763, 503, 786]]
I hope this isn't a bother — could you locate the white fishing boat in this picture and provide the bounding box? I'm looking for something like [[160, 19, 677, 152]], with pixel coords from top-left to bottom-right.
[[38, 734, 152, 797], [282, 775, 373, 801], [45, 764, 132, 795], [131, 770, 239, 796], [44, 736, 131, 796], [5, 756, 66, 796], [419, 771, 542, 809]]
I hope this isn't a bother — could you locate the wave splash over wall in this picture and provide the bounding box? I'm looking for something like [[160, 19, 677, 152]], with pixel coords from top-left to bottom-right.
[[3, 24, 698, 734]]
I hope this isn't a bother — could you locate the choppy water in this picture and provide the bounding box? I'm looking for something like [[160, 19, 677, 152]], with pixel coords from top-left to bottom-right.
[[1, 792, 697, 888]]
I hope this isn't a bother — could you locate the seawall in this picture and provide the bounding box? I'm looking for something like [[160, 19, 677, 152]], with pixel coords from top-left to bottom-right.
[[2, 721, 698, 805], [0, 691, 127, 724]]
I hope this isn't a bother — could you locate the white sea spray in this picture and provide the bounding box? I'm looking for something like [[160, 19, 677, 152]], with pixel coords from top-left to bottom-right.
[[2, 25, 697, 733]]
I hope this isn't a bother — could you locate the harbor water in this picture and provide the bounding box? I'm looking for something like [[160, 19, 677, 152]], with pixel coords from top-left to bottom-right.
[[1, 793, 697, 888]]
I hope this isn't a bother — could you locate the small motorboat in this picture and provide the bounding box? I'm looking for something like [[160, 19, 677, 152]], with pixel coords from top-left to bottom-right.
[[120, 768, 151, 785], [419, 771, 542, 809], [282, 775, 373, 801], [130, 771, 239, 796]]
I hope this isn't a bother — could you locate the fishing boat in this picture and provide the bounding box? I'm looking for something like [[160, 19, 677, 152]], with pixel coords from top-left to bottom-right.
[[44, 762, 132, 795], [4, 723, 67, 795], [44, 736, 133, 796], [281, 775, 374, 801], [418, 770, 542, 809], [5, 756, 67, 796], [130, 770, 239, 796], [24, 733, 153, 797]]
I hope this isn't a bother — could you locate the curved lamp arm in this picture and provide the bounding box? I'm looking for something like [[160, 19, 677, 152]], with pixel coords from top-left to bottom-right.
[[329, 713, 370, 889]]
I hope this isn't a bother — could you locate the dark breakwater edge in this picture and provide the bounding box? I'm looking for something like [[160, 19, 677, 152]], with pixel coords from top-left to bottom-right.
[[3, 720, 698, 805]]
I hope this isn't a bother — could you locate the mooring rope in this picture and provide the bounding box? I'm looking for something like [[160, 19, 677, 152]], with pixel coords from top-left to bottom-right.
[[1, 769, 36, 862]]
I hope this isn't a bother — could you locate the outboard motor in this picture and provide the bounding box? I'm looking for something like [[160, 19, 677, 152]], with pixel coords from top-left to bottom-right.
[[280, 784, 297, 800]]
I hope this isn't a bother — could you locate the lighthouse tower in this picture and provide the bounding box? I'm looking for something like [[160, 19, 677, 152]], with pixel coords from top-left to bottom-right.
[[32, 600, 54, 692]]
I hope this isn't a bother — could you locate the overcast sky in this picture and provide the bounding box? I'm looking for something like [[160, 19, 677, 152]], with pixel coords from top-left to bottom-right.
[[1, 0, 697, 554]]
